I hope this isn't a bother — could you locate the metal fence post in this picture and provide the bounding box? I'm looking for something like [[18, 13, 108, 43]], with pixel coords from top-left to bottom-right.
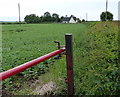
[[65, 34, 74, 95]]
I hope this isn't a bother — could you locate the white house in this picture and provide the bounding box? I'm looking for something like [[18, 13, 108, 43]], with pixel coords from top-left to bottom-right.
[[62, 15, 77, 23]]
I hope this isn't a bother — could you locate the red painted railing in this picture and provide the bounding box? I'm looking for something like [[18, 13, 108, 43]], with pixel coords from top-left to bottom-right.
[[0, 34, 74, 95], [0, 48, 65, 81]]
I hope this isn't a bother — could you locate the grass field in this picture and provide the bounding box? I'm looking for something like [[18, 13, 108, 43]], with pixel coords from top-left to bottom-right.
[[2, 23, 88, 71], [2, 22, 119, 95], [2, 23, 89, 95]]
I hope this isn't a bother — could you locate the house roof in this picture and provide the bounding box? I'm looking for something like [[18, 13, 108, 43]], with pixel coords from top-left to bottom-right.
[[72, 17, 77, 21], [63, 17, 70, 22], [63, 15, 77, 22]]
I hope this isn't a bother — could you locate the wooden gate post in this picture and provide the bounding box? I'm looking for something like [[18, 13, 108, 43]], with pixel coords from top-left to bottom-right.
[[65, 34, 74, 95]]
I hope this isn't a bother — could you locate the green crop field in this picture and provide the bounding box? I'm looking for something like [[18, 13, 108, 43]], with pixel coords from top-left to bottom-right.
[[2, 23, 88, 72], [2, 22, 119, 95]]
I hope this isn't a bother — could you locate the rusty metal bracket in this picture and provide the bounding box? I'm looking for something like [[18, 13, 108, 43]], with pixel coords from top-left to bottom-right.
[[54, 41, 61, 50], [54, 41, 65, 58]]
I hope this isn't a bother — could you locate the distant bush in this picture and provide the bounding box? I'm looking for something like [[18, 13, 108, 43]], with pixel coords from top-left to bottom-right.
[[1, 22, 26, 25], [77, 18, 81, 23], [82, 19, 85, 22]]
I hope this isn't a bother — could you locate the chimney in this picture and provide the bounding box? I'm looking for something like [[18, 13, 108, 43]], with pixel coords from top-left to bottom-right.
[[71, 15, 73, 17]]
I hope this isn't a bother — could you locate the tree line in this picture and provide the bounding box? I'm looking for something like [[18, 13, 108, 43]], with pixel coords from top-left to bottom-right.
[[24, 11, 114, 23], [24, 12, 85, 23], [24, 12, 63, 23]]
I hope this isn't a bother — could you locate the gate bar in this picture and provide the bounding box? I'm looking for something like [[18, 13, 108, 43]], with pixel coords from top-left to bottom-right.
[[0, 48, 65, 81], [65, 34, 74, 95]]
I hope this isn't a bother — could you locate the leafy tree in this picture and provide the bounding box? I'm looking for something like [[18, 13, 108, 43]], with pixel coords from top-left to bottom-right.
[[77, 18, 81, 23], [82, 19, 85, 22], [52, 13, 60, 22], [24, 12, 61, 23], [60, 16, 64, 22], [44, 12, 51, 17], [100, 11, 113, 21], [44, 12, 51, 22], [35, 16, 40, 23], [24, 14, 40, 23], [40, 16, 44, 22]]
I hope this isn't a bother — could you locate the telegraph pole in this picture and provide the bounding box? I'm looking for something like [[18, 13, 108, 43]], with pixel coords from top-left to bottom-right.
[[86, 13, 88, 22], [18, 3, 21, 22], [106, 0, 108, 21]]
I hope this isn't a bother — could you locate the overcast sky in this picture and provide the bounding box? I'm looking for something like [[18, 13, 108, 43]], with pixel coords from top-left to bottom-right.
[[0, 0, 119, 21]]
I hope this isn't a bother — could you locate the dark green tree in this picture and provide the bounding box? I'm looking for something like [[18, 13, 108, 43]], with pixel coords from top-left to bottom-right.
[[77, 18, 81, 23], [60, 16, 64, 22], [100, 11, 113, 21], [40, 16, 44, 22], [82, 19, 85, 22], [44, 12, 51, 17], [24, 14, 40, 23], [44, 12, 51, 22], [52, 13, 60, 22]]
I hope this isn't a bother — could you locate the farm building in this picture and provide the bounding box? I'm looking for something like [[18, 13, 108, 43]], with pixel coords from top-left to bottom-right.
[[62, 15, 77, 23]]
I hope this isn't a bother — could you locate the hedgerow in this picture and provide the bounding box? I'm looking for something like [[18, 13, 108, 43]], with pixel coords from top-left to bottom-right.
[[73, 22, 119, 95]]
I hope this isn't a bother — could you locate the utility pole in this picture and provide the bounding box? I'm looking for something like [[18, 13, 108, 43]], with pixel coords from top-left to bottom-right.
[[86, 13, 88, 22], [106, 0, 108, 21], [18, 3, 21, 22], [118, 1, 120, 20]]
